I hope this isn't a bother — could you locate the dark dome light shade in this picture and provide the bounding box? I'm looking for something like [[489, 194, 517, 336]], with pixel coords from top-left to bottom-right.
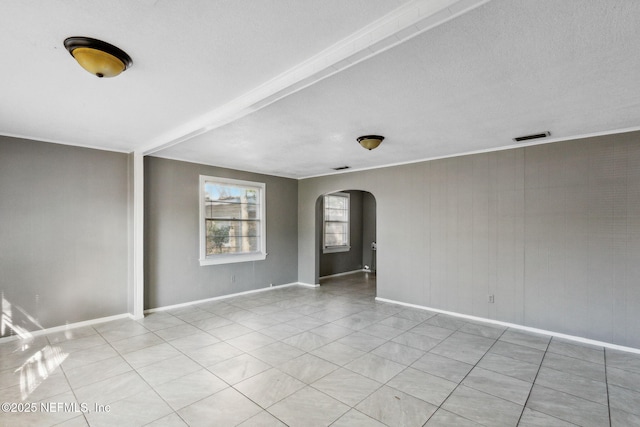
[[357, 135, 384, 150], [64, 37, 133, 78]]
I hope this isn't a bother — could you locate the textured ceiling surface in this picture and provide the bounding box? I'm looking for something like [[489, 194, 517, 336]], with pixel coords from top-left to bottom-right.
[[2, 0, 640, 178], [0, 0, 405, 151]]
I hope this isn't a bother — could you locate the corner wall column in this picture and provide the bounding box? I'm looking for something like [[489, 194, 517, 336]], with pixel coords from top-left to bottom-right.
[[132, 152, 144, 319]]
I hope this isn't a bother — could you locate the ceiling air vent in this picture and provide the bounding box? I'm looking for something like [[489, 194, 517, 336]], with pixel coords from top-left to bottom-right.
[[513, 131, 550, 142], [333, 166, 350, 171]]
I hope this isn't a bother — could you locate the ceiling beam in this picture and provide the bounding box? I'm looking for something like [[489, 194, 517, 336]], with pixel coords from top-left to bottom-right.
[[141, 0, 490, 155]]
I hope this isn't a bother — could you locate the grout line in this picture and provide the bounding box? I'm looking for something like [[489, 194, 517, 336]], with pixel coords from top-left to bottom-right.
[[515, 336, 551, 426], [424, 326, 510, 425], [48, 330, 94, 426], [122, 313, 237, 425], [17, 275, 625, 426], [604, 348, 612, 427]]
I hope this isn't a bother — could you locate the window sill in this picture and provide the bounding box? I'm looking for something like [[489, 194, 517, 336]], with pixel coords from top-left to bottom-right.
[[323, 246, 350, 254], [199, 252, 267, 266]]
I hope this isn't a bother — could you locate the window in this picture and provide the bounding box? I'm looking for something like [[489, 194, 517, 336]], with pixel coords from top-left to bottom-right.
[[323, 192, 350, 253], [199, 175, 266, 265]]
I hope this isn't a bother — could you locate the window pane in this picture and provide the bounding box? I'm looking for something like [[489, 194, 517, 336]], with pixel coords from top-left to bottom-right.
[[325, 222, 348, 235], [325, 195, 346, 209], [205, 183, 259, 204], [207, 220, 260, 236], [325, 233, 347, 247], [206, 220, 260, 255], [207, 201, 260, 219], [323, 193, 349, 250], [325, 207, 348, 222], [201, 176, 265, 264], [325, 221, 348, 247], [207, 237, 260, 255]]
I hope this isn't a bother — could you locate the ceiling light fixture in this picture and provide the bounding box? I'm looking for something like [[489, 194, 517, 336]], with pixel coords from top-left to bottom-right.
[[357, 135, 384, 150], [64, 37, 132, 78]]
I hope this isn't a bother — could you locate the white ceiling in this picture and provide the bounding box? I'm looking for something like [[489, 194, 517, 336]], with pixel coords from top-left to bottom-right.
[[2, 0, 640, 178]]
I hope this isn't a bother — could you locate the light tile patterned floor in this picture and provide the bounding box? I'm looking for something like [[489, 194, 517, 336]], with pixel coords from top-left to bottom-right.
[[1, 273, 640, 426]]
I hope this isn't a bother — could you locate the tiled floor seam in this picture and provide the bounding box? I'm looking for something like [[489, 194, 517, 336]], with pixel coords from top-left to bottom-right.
[[153, 310, 291, 426], [90, 323, 196, 427], [205, 324, 362, 423], [325, 410, 383, 427], [92, 325, 158, 415], [6, 275, 638, 427], [269, 383, 352, 423], [515, 336, 552, 426], [230, 380, 292, 426], [604, 348, 612, 427], [52, 329, 96, 427], [423, 326, 510, 426]]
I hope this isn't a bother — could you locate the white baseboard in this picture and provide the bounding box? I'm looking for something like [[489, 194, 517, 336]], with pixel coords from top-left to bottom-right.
[[145, 282, 309, 314], [376, 297, 640, 355], [320, 269, 366, 279], [296, 282, 320, 288], [0, 313, 132, 344], [0, 282, 318, 342], [0, 282, 313, 342]]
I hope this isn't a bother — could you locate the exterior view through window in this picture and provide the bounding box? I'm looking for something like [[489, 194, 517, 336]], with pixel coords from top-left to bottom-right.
[[199, 176, 266, 265], [323, 192, 350, 253]]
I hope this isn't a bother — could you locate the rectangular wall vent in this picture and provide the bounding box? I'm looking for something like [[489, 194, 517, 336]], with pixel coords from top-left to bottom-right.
[[333, 166, 350, 170], [513, 131, 550, 142]]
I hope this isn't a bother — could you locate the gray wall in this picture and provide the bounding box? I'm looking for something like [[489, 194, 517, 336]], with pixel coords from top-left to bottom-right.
[[298, 132, 640, 348], [0, 136, 129, 336], [319, 190, 364, 277], [145, 157, 298, 309]]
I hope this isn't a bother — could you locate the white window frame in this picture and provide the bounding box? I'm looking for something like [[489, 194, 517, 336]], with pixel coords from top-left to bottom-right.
[[323, 192, 351, 253], [199, 175, 267, 266]]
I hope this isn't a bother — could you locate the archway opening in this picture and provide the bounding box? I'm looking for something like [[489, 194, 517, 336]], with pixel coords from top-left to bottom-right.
[[314, 190, 377, 293]]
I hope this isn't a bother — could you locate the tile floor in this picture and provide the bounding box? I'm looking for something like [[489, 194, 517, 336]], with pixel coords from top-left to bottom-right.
[[1, 272, 640, 426]]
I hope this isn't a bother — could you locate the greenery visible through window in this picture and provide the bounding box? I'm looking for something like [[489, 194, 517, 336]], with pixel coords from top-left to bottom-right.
[[199, 176, 266, 265], [323, 192, 350, 253]]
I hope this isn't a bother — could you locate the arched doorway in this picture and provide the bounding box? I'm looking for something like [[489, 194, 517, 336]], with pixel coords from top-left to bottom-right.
[[315, 190, 377, 291]]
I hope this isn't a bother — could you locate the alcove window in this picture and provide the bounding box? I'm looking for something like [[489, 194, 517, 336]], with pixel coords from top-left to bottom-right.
[[323, 192, 350, 253]]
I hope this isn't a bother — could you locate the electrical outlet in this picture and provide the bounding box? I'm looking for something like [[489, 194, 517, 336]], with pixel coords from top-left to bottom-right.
[[488, 294, 494, 303], [231, 275, 235, 283]]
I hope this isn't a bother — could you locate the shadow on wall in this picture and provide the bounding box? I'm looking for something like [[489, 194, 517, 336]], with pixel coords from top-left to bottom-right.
[[316, 190, 376, 281]]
